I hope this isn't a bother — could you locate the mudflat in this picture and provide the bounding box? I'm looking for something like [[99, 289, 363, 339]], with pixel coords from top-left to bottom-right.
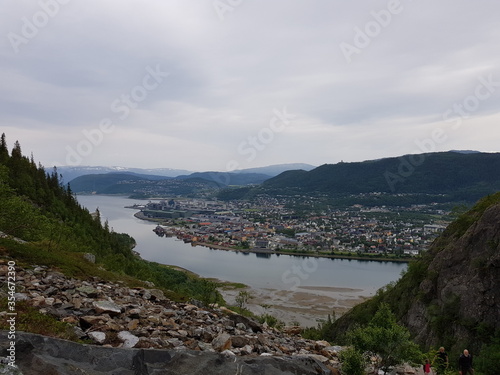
[[220, 284, 370, 327]]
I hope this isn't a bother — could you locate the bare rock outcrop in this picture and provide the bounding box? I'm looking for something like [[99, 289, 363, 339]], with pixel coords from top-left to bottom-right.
[[0, 331, 333, 375]]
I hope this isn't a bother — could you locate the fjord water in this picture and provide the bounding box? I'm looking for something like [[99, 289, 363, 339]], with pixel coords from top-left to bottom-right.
[[77, 195, 406, 294]]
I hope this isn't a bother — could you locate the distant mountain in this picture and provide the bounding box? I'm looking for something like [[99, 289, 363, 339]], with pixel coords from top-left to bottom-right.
[[237, 163, 316, 176], [56, 163, 315, 183], [69, 171, 272, 196], [69, 172, 219, 197], [449, 150, 481, 154], [219, 152, 500, 205], [177, 171, 271, 186], [68, 173, 153, 194], [56, 166, 192, 183]]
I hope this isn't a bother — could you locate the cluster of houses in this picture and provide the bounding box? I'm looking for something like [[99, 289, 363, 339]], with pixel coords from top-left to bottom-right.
[[143, 197, 448, 257]]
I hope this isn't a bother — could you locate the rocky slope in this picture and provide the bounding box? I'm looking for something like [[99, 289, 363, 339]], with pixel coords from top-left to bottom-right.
[[0, 261, 342, 374]]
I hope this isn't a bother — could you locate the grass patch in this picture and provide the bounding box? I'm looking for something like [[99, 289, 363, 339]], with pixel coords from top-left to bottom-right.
[[1, 238, 147, 289], [0, 299, 79, 341], [217, 281, 247, 290]]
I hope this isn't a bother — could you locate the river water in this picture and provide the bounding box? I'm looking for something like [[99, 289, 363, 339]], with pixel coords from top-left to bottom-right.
[[77, 195, 406, 325]]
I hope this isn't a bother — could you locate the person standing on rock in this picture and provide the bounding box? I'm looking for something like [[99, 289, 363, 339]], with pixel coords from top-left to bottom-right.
[[458, 349, 474, 375], [435, 347, 448, 375]]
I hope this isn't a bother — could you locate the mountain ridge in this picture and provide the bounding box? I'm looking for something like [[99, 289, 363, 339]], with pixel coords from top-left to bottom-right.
[[222, 151, 500, 205], [57, 163, 316, 183]]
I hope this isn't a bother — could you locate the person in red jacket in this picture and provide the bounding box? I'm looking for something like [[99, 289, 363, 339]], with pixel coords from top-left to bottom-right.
[[458, 349, 474, 375], [423, 358, 431, 374]]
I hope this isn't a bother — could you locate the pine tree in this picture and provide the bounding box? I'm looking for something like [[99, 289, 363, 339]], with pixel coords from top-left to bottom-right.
[[0, 133, 8, 164]]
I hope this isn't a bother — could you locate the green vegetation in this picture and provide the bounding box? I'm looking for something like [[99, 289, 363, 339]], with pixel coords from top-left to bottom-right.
[[235, 290, 252, 310], [219, 152, 500, 206], [257, 314, 284, 329], [306, 304, 422, 374], [347, 303, 421, 374], [338, 347, 365, 375], [0, 299, 80, 341], [0, 134, 222, 305], [474, 337, 500, 375]]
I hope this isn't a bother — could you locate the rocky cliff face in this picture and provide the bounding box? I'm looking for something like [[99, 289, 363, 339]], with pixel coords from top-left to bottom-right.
[[331, 193, 500, 354], [403, 197, 500, 351]]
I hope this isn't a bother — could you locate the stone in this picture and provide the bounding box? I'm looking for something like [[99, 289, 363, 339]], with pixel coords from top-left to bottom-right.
[[220, 306, 237, 315], [140, 289, 151, 300], [83, 253, 96, 263], [0, 265, 8, 276], [162, 318, 179, 330], [300, 354, 329, 364], [61, 316, 78, 324], [283, 326, 303, 335], [44, 286, 58, 296], [148, 289, 165, 301], [167, 330, 181, 338], [178, 330, 188, 337], [127, 308, 143, 319], [201, 329, 214, 342], [241, 344, 254, 355], [13, 292, 30, 301], [183, 304, 197, 311], [167, 338, 184, 348], [31, 295, 45, 306], [108, 321, 124, 332], [88, 331, 106, 344], [72, 296, 83, 309], [117, 331, 140, 348], [162, 309, 177, 317], [231, 335, 257, 348], [221, 349, 236, 357], [257, 334, 270, 346], [147, 315, 161, 325], [127, 319, 140, 330], [211, 333, 232, 352], [228, 314, 262, 333], [80, 315, 109, 329], [72, 326, 86, 339], [92, 300, 122, 315], [315, 340, 330, 350], [76, 286, 99, 298], [198, 341, 214, 352]]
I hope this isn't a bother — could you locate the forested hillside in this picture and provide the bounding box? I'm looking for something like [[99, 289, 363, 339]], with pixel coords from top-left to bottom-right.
[[0, 134, 219, 302], [222, 152, 500, 206]]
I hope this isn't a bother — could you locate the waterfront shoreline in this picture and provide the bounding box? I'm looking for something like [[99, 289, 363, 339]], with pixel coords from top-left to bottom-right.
[[190, 241, 410, 263], [133, 203, 413, 263]]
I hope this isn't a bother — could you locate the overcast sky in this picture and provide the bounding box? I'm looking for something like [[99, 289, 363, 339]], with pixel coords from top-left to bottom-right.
[[1, 1, 499, 171]]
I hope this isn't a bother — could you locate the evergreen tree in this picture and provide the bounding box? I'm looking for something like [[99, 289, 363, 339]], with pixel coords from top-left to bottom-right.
[[0, 133, 8, 164]]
